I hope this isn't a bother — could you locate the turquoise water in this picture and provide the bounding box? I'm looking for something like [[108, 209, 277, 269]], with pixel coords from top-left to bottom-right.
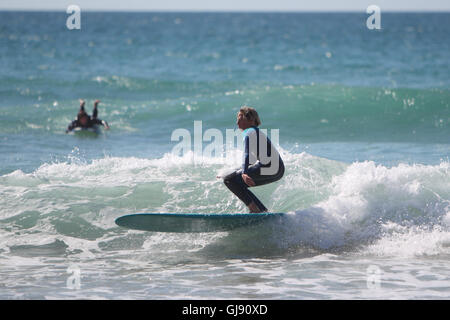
[[0, 12, 449, 299]]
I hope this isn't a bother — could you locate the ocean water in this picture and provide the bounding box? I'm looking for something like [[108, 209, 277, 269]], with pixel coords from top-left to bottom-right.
[[0, 11, 449, 300]]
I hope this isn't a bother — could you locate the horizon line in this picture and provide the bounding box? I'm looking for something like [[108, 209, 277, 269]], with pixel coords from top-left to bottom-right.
[[1, 8, 450, 13]]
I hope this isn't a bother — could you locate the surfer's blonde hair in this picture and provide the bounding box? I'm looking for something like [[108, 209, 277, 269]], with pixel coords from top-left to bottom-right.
[[239, 106, 261, 127]]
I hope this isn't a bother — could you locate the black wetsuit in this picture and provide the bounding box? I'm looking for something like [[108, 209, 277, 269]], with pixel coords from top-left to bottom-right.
[[66, 107, 108, 132], [223, 126, 284, 212]]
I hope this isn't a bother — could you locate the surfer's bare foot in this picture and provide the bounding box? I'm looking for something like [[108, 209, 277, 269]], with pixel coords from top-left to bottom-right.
[[248, 202, 262, 213]]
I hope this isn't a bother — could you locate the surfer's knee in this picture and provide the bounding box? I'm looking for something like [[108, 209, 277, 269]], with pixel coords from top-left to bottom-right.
[[223, 172, 236, 186]]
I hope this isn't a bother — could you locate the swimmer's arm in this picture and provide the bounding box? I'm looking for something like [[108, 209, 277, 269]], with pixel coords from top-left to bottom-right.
[[101, 120, 110, 130], [66, 120, 77, 133], [92, 118, 110, 130]]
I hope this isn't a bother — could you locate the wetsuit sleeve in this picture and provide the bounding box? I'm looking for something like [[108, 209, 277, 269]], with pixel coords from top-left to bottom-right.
[[91, 118, 102, 125], [242, 134, 250, 174], [67, 120, 78, 132]]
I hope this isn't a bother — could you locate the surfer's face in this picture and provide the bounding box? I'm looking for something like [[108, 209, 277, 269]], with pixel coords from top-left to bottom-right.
[[236, 112, 254, 130]]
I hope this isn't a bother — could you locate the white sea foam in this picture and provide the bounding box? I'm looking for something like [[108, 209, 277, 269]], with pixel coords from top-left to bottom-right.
[[215, 159, 450, 256], [1, 153, 449, 268], [365, 222, 450, 257]]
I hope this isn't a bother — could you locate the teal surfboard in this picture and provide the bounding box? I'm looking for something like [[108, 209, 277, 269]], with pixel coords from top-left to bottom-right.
[[115, 212, 284, 233]]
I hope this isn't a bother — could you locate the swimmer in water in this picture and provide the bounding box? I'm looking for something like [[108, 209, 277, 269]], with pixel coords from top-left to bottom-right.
[[222, 106, 284, 213], [66, 99, 110, 133]]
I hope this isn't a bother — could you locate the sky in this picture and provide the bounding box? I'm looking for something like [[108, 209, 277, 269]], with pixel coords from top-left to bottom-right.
[[1, 0, 449, 12]]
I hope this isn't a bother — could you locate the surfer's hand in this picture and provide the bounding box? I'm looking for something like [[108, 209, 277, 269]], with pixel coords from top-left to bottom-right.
[[242, 173, 255, 187]]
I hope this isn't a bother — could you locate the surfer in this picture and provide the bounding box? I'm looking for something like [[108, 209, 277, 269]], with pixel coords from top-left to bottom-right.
[[222, 106, 284, 213], [66, 99, 110, 133]]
